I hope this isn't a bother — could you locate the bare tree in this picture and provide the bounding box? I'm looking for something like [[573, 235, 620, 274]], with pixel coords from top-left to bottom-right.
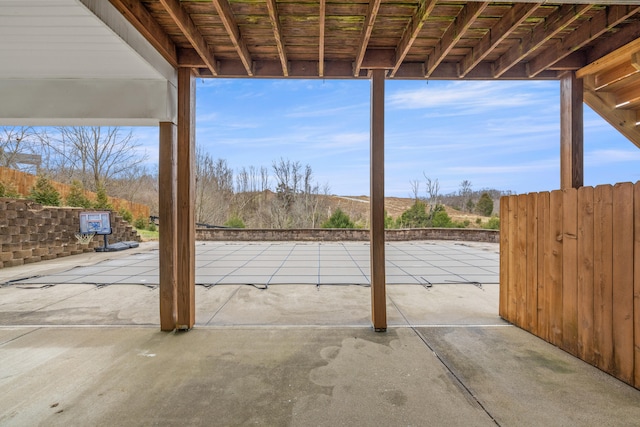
[[0, 126, 41, 173], [459, 179, 473, 212], [410, 179, 420, 201], [423, 174, 440, 208], [42, 126, 147, 191], [195, 148, 233, 225]]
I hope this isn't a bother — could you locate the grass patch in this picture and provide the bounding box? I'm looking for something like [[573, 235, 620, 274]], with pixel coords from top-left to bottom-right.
[[136, 229, 159, 241]]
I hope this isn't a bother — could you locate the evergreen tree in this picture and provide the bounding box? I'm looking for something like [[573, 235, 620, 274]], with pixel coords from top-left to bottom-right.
[[93, 182, 113, 210], [322, 208, 355, 228], [66, 180, 92, 208], [29, 175, 61, 206], [476, 192, 494, 216], [396, 201, 429, 228]]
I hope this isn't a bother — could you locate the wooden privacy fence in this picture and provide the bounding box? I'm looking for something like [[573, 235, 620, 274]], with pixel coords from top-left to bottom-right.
[[0, 166, 149, 220], [500, 182, 639, 389]]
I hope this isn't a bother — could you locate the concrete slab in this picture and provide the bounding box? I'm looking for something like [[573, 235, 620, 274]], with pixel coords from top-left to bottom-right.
[[1, 326, 638, 426], [417, 326, 640, 426]]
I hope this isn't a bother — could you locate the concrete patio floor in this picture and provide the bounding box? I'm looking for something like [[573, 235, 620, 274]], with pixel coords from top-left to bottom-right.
[[1, 241, 639, 426]]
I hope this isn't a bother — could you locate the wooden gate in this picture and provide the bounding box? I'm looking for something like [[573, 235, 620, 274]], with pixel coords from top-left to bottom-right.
[[500, 182, 639, 389]]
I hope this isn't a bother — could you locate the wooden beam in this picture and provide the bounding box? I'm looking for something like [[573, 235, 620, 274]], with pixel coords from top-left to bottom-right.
[[586, 19, 640, 66], [390, 0, 438, 78], [460, 3, 540, 78], [578, 33, 640, 79], [584, 87, 640, 149], [548, 51, 586, 70], [158, 121, 177, 331], [494, 4, 593, 78], [354, 0, 382, 77], [212, 0, 253, 76], [528, 6, 640, 77], [611, 82, 640, 109], [362, 49, 395, 69], [265, 0, 288, 77], [370, 69, 386, 332], [176, 68, 196, 330], [319, 0, 326, 77], [158, 0, 218, 76], [109, 0, 178, 67], [425, 2, 489, 77], [560, 72, 584, 190]]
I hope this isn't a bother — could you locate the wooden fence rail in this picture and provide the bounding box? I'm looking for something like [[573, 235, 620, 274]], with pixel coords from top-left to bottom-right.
[[0, 166, 149, 220], [500, 182, 639, 389]]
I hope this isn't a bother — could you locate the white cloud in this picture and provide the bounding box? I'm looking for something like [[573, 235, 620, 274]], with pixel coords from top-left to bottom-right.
[[388, 81, 549, 112], [585, 149, 640, 165]]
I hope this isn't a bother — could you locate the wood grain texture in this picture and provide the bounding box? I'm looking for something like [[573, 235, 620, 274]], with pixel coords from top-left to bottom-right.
[[499, 196, 509, 320], [548, 190, 564, 347], [577, 186, 595, 363], [593, 184, 613, 372], [526, 192, 538, 334], [176, 68, 196, 329], [612, 182, 634, 383], [562, 188, 578, 355], [159, 122, 177, 331], [537, 191, 550, 341]]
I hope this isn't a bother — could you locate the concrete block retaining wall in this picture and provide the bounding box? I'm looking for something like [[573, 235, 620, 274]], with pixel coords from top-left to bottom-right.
[[0, 198, 140, 269], [196, 228, 499, 243]]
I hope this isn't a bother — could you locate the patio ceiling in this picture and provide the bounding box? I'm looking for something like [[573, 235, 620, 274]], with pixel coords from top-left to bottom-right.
[[109, 1, 640, 80]]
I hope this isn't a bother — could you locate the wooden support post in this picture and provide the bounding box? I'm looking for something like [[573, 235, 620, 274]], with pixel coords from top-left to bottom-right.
[[560, 72, 584, 190], [176, 68, 196, 330], [159, 122, 178, 331], [370, 69, 387, 332]]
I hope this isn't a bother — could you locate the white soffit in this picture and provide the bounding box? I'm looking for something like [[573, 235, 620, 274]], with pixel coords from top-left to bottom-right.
[[0, 0, 177, 125], [0, 0, 169, 80]]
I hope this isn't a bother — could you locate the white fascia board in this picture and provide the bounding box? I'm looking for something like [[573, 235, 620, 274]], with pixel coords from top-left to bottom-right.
[[78, 0, 177, 86], [0, 79, 177, 126]]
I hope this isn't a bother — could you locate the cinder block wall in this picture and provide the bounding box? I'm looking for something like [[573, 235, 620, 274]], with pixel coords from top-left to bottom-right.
[[0, 198, 140, 268]]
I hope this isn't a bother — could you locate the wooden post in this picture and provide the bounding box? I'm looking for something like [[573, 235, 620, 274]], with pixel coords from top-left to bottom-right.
[[177, 68, 196, 330], [560, 72, 584, 190], [370, 69, 386, 332], [159, 122, 178, 331]]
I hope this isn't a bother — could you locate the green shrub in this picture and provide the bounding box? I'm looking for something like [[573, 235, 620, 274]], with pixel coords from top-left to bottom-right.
[[432, 210, 452, 228], [66, 180, 92, 208], [0, 181, 20, 198], [118, 207, 133, 223], [484, 216, 500, 230], [147, 221, 157, 232], [475, 218, 482, 224], [133, 216, 148, 229], [396, 201, 429, 228], [322, 208, 355, 228], [29, 175, 61, 206], [93, 182, 113, 210], [224, 215, 245, 228]]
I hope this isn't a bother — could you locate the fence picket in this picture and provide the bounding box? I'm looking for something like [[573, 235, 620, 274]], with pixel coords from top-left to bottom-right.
[[562, 188, 578, 356], [593, 184, 613, 372], [612, 182, 634, 383], [526, 192, 538, 334], [577, 186, 595, 364], [537, 192, 550, 341]]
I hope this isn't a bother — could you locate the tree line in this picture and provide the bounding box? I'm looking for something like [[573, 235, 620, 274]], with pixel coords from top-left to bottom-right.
[[1, 126, 508, 230]]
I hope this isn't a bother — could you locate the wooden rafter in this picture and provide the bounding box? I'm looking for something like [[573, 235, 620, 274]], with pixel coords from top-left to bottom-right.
[[425, 2, 489, 77], [390, 0, 437, 78], [459, 3, 540, 78], [211, 0, 253, 76], [584, 88, 640, 148], [354, 0, 382, 76], [494, 3, 593, 78], [319, 0, 326, 77], [528, 6, 640, 77], [108, 0, 177, 67], [265, 0, 288, 77], [158, 0, 218, 75]]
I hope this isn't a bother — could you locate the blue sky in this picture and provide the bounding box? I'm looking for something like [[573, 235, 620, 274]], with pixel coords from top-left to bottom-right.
[[140, 78, 639, 197]]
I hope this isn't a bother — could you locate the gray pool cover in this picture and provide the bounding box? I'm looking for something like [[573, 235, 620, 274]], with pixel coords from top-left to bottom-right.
[[9, 241, 499, 287]]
